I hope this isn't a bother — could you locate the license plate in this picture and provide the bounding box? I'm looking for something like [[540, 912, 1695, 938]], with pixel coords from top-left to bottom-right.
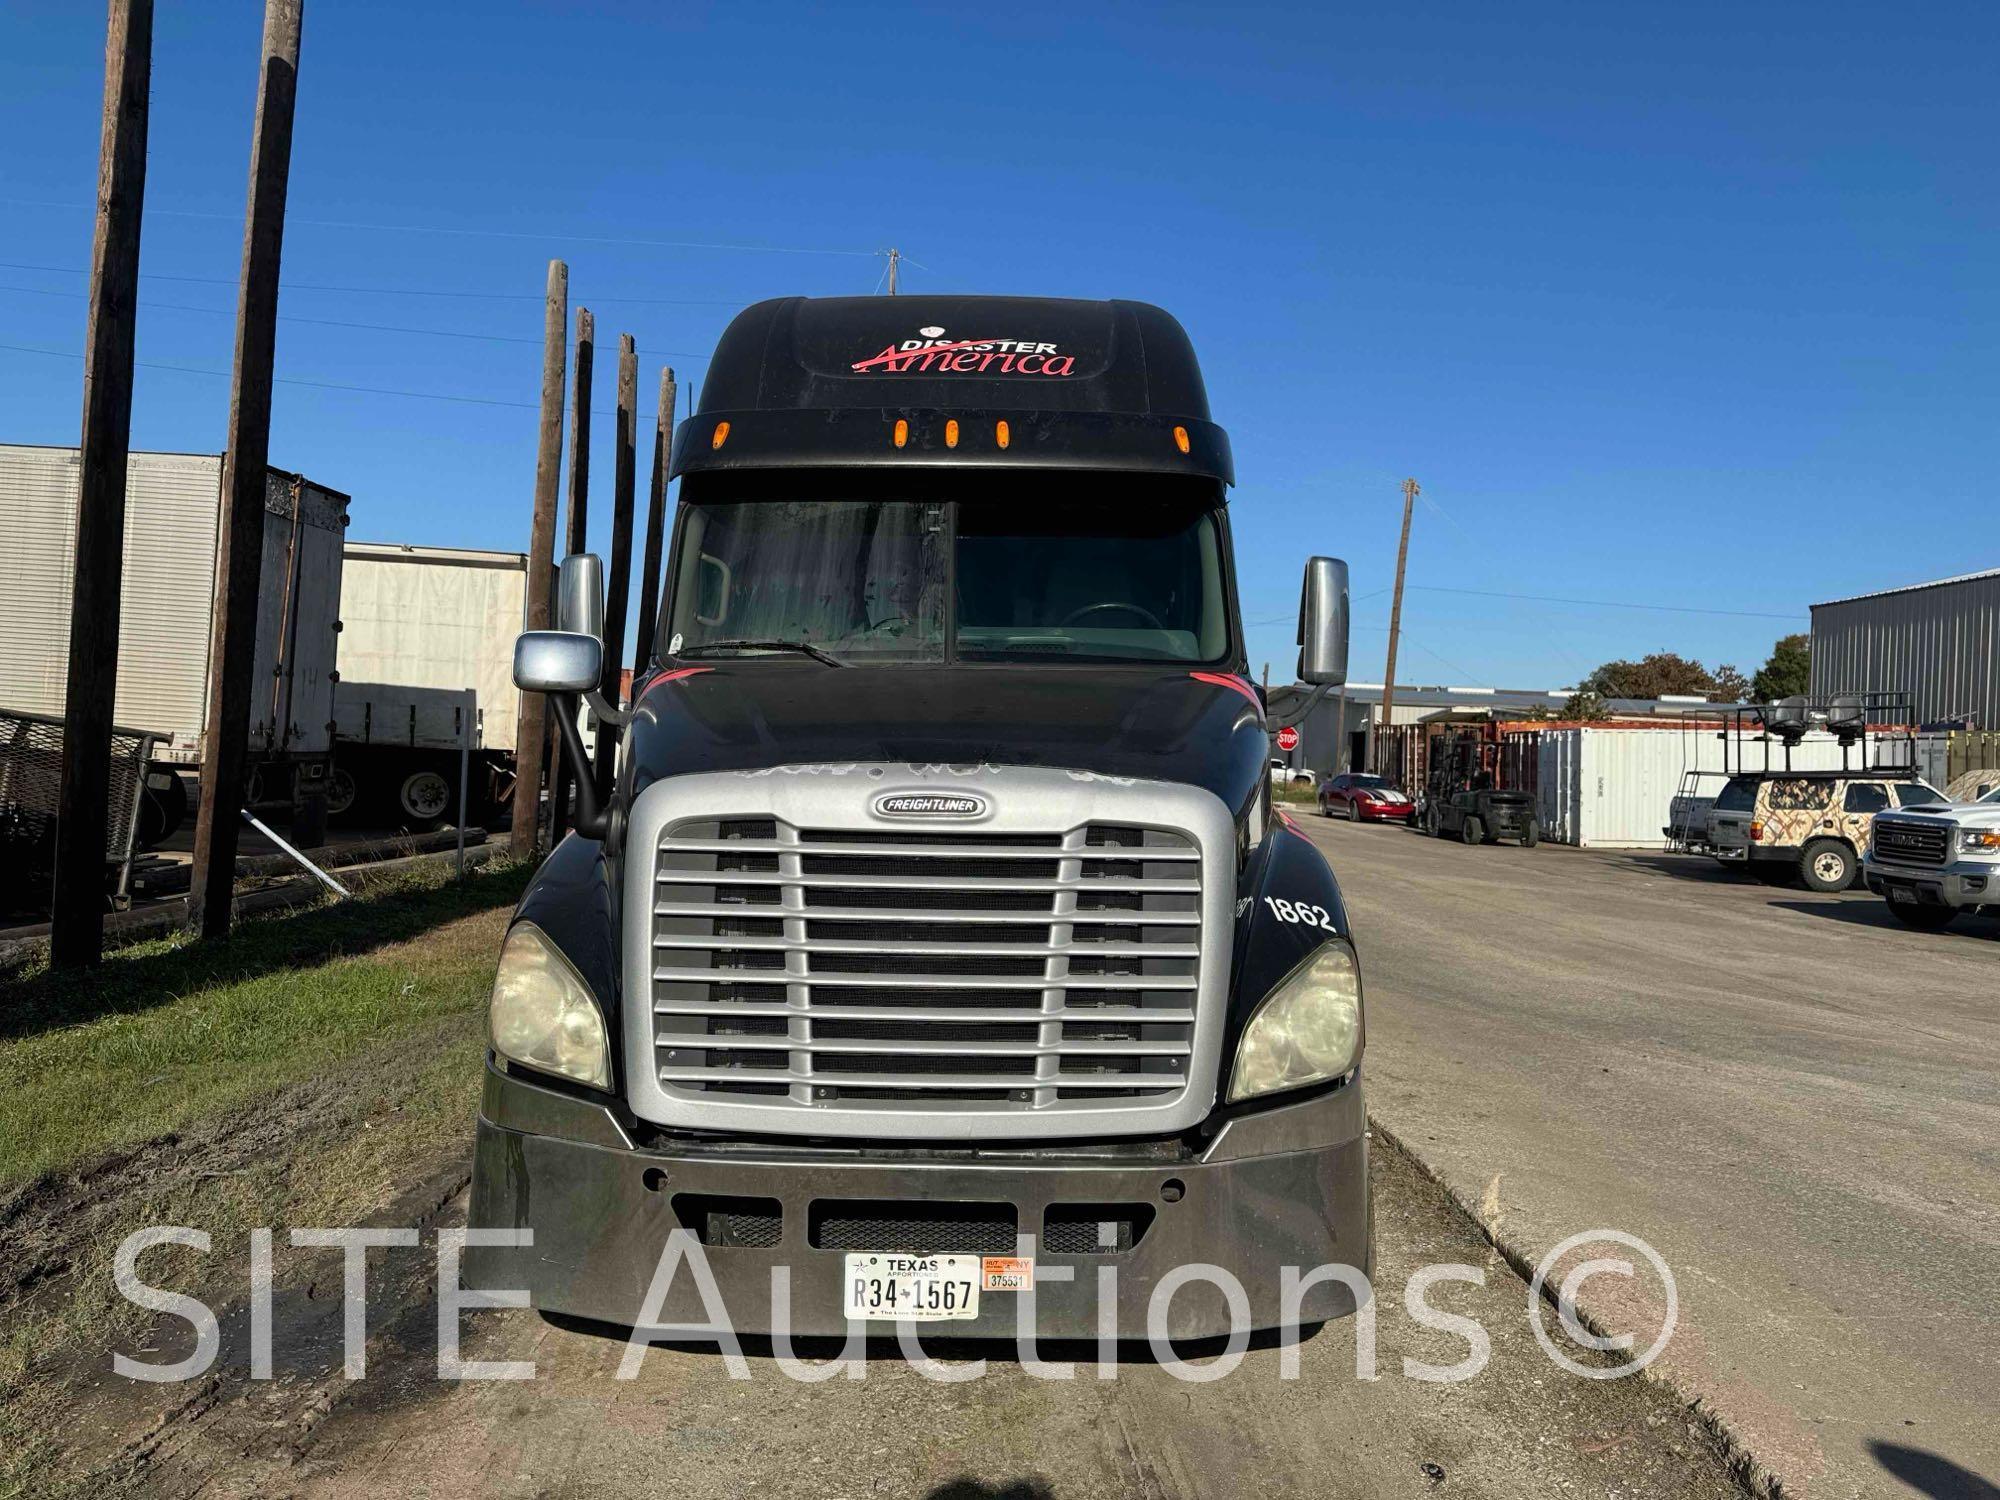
[[843, 1253, 981, 1321], [1887, 884, 1915, 903]]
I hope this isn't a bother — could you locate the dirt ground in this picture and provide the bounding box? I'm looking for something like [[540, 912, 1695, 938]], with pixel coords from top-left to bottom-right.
[[41, 1132, 1749, 1500]]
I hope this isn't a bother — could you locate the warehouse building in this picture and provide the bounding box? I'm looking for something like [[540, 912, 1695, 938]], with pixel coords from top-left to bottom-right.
[[1811, 568, 2000, 728]]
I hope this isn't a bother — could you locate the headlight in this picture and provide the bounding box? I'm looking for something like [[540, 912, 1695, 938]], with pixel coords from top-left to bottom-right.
[[1228, 941, 1364, 1102], [1961, 828, 2000, 853], [489, 922, 612, 1090]]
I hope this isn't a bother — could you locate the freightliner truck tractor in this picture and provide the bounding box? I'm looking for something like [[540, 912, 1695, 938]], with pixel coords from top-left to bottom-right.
[[464, 295, 1370, 1343]]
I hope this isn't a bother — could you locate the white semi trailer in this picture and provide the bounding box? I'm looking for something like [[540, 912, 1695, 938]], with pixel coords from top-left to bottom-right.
[[329, 541, 527, 827], [0, 444, 348, 850]]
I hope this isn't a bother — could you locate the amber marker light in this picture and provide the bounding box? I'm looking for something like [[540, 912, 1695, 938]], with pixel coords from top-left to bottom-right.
[[1173, 425, 1191, 454], [944, 419, 960, 449], [893, 418, 909, 449], [995, 419, 1011, 449], [710, 421, 731, 450]]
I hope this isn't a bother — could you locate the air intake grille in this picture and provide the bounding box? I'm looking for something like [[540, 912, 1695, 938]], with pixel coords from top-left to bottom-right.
[[651, 816, 1201, 1115], [1872, 818, 1950, 868]]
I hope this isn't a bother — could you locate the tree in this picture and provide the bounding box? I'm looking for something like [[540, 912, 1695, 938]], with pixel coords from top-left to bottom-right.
[[1580, 652, 1719, 701], [1710, 664, 1751, 703], [1557, 689, 1610, 721], [1750, 634, 1811, 703]]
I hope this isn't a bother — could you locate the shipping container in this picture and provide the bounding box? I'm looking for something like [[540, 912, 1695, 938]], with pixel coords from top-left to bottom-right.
[[1531, 726, 1872, 849], [0, 444, 348, 769]]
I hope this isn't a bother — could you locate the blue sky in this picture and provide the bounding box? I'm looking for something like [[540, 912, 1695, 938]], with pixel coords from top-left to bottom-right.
[[3, 0, 1994, 689]]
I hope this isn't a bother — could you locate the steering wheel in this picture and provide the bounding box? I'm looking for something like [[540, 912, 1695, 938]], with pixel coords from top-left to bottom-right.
[[1058, 601, 1167, 630]]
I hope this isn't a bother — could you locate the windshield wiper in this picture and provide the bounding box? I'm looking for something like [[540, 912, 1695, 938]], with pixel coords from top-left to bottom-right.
[[679, 638, 847, 667]]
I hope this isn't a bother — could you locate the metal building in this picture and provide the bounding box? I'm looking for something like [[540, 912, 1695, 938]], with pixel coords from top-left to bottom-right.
[[1811, 568, 2000, 728]]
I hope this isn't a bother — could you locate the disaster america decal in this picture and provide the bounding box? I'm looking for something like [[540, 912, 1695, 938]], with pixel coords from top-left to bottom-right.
[[851, 324, 1077, 377]]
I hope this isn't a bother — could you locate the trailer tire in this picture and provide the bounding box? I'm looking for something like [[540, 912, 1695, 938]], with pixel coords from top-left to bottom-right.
[[1800, 838, 1857, 894], [397, 768, 454, 828], [1459, 815, 1482, 846], [325, 766, 358, 820]]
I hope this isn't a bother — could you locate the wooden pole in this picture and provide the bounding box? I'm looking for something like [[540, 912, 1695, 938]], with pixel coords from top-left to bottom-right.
[[189, 0, 303, 940], [1377, 476, 1418, 774], [595, 335, 637, 802], [51, 0, 153, 967], [633, 366, 675, 683], [509, 259, 567, 859], [546, 307, 592, 844]]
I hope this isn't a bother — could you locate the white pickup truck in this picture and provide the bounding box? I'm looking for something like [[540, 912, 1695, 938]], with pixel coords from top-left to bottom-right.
[[1861, 784, 2000, 931]]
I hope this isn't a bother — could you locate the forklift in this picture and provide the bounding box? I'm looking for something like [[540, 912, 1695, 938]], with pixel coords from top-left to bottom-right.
[[1420, 726, 1540, 847]]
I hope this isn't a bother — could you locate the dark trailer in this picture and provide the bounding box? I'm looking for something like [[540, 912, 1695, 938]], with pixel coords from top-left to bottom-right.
[[466, 294, 1369, 1342]]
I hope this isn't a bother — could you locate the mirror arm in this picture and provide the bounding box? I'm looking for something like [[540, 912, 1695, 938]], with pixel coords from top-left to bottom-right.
[[586, 689, 630, 729], [1270, 681, 1334, 731], [551, 693, 610, 840]]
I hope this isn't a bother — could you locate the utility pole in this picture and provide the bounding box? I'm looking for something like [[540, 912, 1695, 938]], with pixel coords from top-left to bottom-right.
[[51, 0, 153, 966], [547, 306, 592, 844], [1377, 476, 1418, 774], [189, 0, 304, 941], [886, 247, 899, 295], [596, 335, 637, 801], [633, 366, 676, 682], [510, 259, 566, 859]]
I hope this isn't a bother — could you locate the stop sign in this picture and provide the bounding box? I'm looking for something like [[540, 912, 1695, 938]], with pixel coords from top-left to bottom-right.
[[1275, 725, 1300, 752]]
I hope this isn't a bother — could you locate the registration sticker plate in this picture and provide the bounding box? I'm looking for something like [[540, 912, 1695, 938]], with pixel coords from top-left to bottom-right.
[[843, 1253, 981, 1321]]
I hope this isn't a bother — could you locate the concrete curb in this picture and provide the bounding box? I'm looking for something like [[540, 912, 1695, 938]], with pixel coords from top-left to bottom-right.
[[1368, 1116, 1786, 1500]]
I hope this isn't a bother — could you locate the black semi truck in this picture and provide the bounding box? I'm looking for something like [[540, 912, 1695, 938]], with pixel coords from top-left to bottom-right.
[[465, 294, 1370, 1340]]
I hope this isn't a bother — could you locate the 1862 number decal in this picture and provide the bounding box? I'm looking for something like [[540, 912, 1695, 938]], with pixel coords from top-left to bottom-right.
[[1264, 896, 1338, 932]]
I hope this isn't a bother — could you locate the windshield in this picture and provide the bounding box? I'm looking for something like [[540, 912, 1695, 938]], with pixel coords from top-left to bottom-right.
[[1347, 774, 1389, 789], [664, 474, 1231, 666]]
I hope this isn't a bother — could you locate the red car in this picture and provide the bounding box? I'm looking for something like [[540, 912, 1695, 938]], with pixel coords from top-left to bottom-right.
[[1317, 772, 1415, 823]]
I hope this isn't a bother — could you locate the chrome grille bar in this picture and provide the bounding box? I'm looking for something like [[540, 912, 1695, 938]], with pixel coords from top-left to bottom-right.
[[650, 804, 1202, 1119]]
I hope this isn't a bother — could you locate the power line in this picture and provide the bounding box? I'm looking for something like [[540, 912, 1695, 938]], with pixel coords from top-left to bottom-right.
[[0, 281, 711, 356], [2, 197, 883, 257], [0, 258, 751, 307], [0, 338, 635, 416], [1408, 584, 1800, 621]]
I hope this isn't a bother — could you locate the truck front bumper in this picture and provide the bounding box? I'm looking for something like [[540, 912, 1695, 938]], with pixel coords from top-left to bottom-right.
[[1863, 855, 1996, 910], [463, 1061, 1372, 1341]]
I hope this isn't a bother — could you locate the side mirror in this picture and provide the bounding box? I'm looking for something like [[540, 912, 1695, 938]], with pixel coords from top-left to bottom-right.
[[1298, 556, 1349, 687], [557, 553, 606, 641], [514, 630, 603, 693]]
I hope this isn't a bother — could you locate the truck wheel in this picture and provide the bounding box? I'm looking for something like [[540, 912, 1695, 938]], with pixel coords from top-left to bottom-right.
[[1424, 805, 1442, 837], [1460, 815, 1483, 846], [325, 766, 358, 820], [1521, 821, 1539, 848], [1800, 839, 1856, 893], [398, 768, 453, 827], [1888, 902, 1957, 931]]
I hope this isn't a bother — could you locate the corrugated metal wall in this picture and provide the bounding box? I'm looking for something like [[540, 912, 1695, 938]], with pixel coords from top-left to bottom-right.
[[1811, 572, 2000, 727]]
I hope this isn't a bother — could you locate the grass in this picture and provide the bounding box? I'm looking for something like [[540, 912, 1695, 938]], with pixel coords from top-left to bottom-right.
[[0, 857, 533, 1499], [1272, 778, 1321, 804], [0, 859, 531, 1189]]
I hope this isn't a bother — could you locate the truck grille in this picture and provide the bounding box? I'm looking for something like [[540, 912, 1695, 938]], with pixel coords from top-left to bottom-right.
[[650, 815, 1201, 1116], [1872, 818, 1950, 867]]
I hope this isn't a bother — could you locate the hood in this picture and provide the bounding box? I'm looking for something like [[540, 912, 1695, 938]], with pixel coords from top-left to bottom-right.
[[625, 663, 1270, 819]]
